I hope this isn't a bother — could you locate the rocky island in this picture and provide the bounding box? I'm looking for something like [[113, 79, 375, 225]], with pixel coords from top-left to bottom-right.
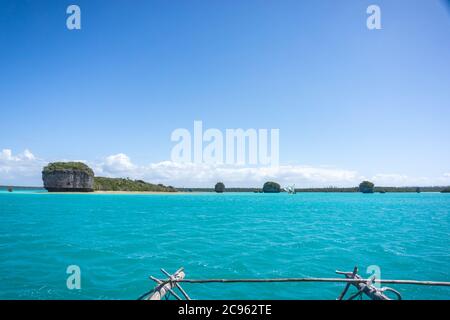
[[214, 182, 225, 193], [358, 181, 375, 194], [262, 181, 281, 193], [42, 162, 94, 192]]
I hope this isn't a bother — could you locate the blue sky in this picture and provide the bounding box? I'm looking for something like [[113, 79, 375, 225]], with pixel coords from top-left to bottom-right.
[[1, 0, 450, 187]]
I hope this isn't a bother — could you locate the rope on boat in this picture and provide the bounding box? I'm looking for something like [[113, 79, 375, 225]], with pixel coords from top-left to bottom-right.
[[161, 268, 191, 300]]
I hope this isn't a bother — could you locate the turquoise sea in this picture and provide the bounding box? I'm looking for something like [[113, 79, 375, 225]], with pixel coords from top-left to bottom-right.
[[0, 190, 449, 300]]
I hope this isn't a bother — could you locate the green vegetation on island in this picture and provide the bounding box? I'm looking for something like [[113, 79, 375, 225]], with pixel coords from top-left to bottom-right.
[[262, 181, 281, 193], [42, 162, 94, 176], [214, 182, 225, 193], [94, 177, 177, 192], [441, 187, 450, 193], [359, 181, 375, 193]]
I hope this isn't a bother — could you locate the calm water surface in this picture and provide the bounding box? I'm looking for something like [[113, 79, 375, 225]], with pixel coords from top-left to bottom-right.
[[0, 191, 449, 299]]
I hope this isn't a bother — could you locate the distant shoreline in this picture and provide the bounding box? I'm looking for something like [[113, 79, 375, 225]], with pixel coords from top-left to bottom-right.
[[22, 189, 196, 195], [42, 191, 194, 195], [1, 186, 450, 193]]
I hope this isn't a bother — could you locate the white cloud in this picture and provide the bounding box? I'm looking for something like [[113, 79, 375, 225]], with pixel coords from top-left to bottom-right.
[[0, 149, 36, 162], [0, 149, 36, 164], [0, 149, 13, 160], [0, 149, 44, 186], [372, 173, 410, 185], [22, 149, 36, 160], [100, 153, 136, 174], [370, 173, 450, 187], [93, 156, 360, 188]]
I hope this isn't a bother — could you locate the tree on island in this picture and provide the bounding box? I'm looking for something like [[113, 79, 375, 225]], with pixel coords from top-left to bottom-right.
[[358, 181, 375, 193], [214, 182, 225, 193], [441, 187, 450, 193], [262, 181, 281, 193]]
